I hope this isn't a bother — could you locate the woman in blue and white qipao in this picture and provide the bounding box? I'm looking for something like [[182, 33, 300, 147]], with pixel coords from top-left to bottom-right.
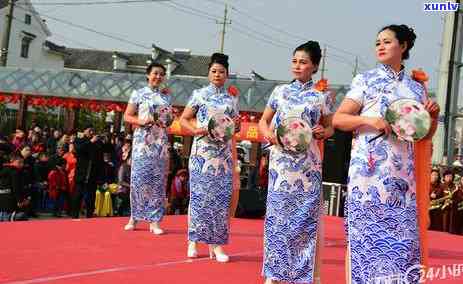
[[123, 63, 171, 235], [180, 53, 239, 263], [258, 41, 334, 284], [333, 25, 440, 284]]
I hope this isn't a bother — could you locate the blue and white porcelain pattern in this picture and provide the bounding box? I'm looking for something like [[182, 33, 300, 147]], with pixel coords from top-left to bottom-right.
[[263, 80, 334, 283], [187, 84, 239, 245], [129, 86, 171, 222], [345, 64, 426, 284]]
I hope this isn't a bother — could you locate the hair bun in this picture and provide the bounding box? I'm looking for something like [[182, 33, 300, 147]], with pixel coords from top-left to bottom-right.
[[306, 40, 320, 49], [209, 52, 229, 71], [211, 53, 229, 64], [400, 25, 416, 39]]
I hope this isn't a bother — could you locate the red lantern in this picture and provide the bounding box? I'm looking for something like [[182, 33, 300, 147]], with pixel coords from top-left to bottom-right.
[[115, 103, 125, 112], [38, 97, 47, 106], [89, 101, 101, 112], [80, 100, 90, 110], [9, 95, 20, 104], [52, 98, 60, 107], [76, 99, 84, 108], [104, 102, 113, 112], [29, 97, 40, 106], [68, 99, 79, 109]]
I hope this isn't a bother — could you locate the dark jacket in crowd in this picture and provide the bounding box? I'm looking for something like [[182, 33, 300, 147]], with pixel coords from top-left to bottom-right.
[[46, 137, 58, 155], [74, 137, 104, 184], [0, 166, 27, 213], [22, 156, 35, 189], [102, 160, 116, 184], [34, 160, 51, 183]]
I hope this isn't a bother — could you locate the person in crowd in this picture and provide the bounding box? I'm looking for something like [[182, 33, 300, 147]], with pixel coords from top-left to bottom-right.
[[451, 176, 463, 235], [169, 169, 189, 215], [33, 152, 50, 212], [121, 140, 132, 161], [429, 168, 444, 231], [19, 145, 36, 217], [167, 143, 184, 203], [0, 154, 29, 222], [49, 145, 66, 168], [114, 155, 131, 216], [47, 129, 64, 156], [29, 132, 45, 157], [113, 135, 125, 170], [47, 129, 62, 155], [101, 133, 116, 161], [27, 129, 35, 144], [11, 129, 26, 153], [57, 133, 71, 154], [0, 137, 12, 171], [102, 152, 117, 185], [71, 126, 104, 219], [442, 169, 455, 232], [63, 142, 77, 214], [47, 158, 68, 217], [258, 151, 269, 191]]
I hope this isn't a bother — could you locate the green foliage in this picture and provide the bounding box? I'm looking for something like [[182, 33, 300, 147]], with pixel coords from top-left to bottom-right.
[[78, 109, 107, 133], [0, 104, 17, 134], [27, 105, 63, 129]]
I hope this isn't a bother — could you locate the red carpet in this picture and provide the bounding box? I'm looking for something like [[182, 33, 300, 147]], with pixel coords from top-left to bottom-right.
[[0, 215, 462, 284]]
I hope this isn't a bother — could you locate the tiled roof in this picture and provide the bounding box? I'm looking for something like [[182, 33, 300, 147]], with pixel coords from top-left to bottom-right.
[[44, 40, 69, 55], [64, 47, 211, 77]]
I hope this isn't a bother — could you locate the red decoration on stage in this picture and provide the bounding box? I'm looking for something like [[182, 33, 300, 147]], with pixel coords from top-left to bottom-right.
[[0, 93, 128, 113]]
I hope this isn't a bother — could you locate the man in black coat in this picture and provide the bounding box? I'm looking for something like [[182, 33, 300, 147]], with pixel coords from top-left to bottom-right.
[[71, 126, 104, 219], [0, 154, 29, 221]]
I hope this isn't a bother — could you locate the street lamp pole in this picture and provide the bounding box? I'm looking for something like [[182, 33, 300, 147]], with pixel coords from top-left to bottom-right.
[[0, 1, 15, 67]]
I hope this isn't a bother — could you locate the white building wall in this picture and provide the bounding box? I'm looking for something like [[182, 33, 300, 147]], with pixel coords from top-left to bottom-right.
[[0, 0, 64, 69]]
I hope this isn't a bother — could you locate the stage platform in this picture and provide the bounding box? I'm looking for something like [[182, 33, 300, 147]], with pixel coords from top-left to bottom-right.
[[1, 215, 462, 284]]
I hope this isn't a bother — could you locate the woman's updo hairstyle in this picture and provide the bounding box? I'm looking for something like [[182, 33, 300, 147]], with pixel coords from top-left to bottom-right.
[[208, 52, 229, 73], [293, 41, 322, 74], [379, 24, 417, 60]]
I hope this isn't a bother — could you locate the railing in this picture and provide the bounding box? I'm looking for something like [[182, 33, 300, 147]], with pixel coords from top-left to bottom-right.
[[0, 67, 349, 112], [322, 182, 347, 217]]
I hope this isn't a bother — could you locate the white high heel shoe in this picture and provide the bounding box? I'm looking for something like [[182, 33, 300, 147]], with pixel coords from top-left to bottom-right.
[[209, 245, 229, 263], [124, 219, 137, 231], [264, 279, 276, 284], [149, 222, 164, 235], [187, 241, 198, 258]]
